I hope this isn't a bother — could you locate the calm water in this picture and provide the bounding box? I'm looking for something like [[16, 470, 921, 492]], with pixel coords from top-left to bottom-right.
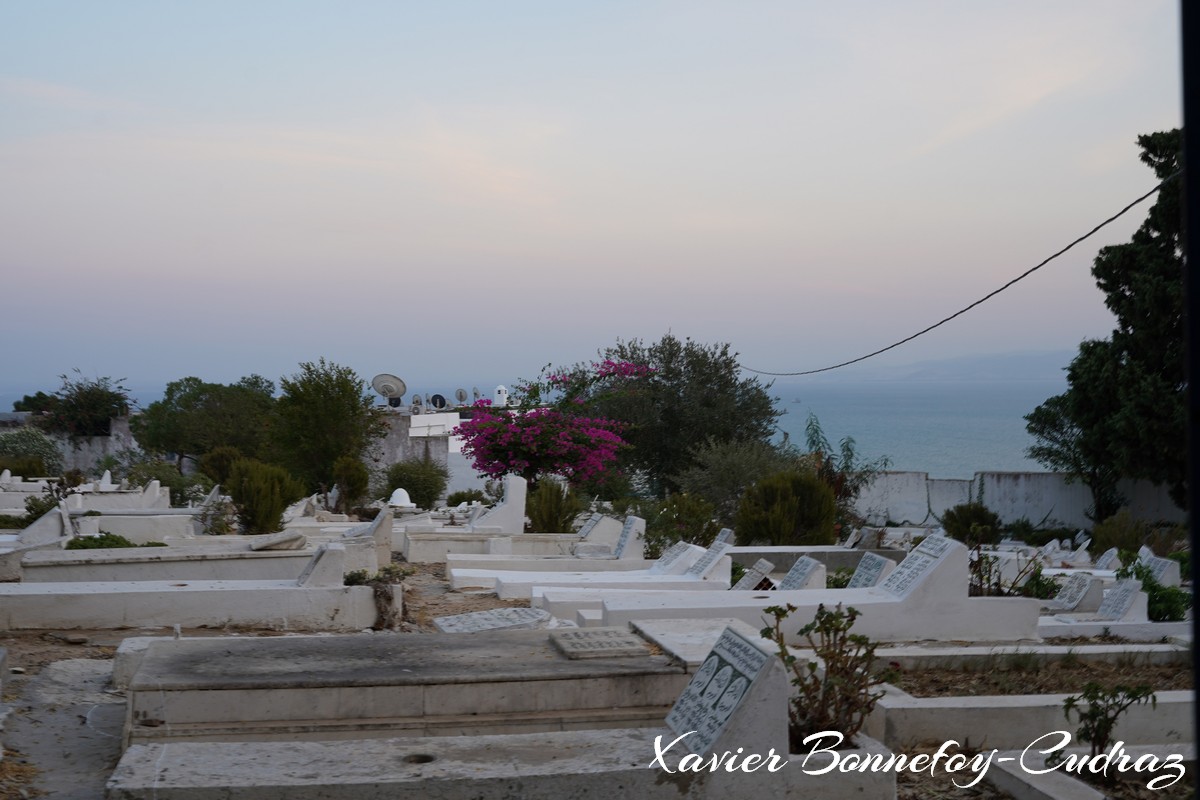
[[771, 380, 1066, 479]]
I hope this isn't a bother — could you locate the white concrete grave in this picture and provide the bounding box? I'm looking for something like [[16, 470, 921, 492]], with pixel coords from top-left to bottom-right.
[[1094, 546, 1122, 571], [845, 551, 896, 588], [683, 541, 733, 578], [1040, 573, 1103, 613], [469, 475, 527, 533], [387, 487, 416, 509], [448, 543, 707, 591], [730, 558, 774, 590], [646, 541, 692, 575], [575, 536, 1040, 643], [610, 515, 644, 559], [432, 607, 552, 633], [775, 556, 826, 590]]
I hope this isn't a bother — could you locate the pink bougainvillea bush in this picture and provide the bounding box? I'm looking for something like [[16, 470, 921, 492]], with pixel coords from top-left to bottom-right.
[[453, 360, 651, 484]]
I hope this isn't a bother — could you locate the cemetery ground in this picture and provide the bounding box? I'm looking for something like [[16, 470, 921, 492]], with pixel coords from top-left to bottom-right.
[[0, 561, 1189, 799]]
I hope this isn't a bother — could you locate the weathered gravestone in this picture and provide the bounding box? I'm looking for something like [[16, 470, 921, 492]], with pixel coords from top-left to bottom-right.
[[878, 535, 952, 598], [731, 559, 775, 591], [683, 542, 733, 578], [1093, 547, 1121, 571], [663, 626, 787, 757], [1046, 573, 1099, 612], [612, 516, 645, 558], [846, 552, 892, 589], [550, 627, 649, 659], [433, 606, 552, 634], [1095, 579, 1142, 621], [713, 528, 735, 546], [576, 512, 604, 539], [647, 541, 693, 575], [776, 556, 822, 590]]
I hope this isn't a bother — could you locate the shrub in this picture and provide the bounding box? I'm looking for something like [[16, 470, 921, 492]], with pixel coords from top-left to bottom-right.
[[332, 456, 370, 513], [0, 427, 63, 475], [1116, 562, 1192, 622], [23, 492, 60, 524], [941, 502, 1002, 547], [446, 489, 487, 506], [525, 480, 585, 533], [761, 603, 884, 751], [735, 470, 836, 547], [826, 568, 854, 589], [1092, 510, 1184, 557], [642, 493, 723, 558], [198, 446, 243, 485], [1061, 683, 1156, 769], [65, 532, 167, 549], [34, 371, 132, 438], [673, 438, 810, 525], [127, 459, 215, 506], [226, 459, 306, 534], [384, 458, 449, 510], [0, 456, 46, 477]]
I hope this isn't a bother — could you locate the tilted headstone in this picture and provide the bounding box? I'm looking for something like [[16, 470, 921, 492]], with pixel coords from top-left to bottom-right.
[[576, 512, 604, 539], [1039, 541, 1060, 558], [0, 469, 10, 484], [913, 534, 952, 559], [879, 536, 958, 599], [295, 544, 346, 587], [684, 542, 733, 578], [777, 556, 821, 590], [1093, 547, 1121, 571], [713, 528, 735, 546], [1050, 573, 1094, 612], [1095, 579, 1142, 621], [664, 626, 784, 756], [648, 541, 693, 575], [432, 606, 551, 634], [857, 528, 882, 549], [846, 552, 891, 589], [612, 515, 643, 558], [1143, 555, 1180, 587], [550, 627, 649, 659], [1138, 545, 1155, 564], [731, 559, 774, 591], [842, 528, 862, 549]]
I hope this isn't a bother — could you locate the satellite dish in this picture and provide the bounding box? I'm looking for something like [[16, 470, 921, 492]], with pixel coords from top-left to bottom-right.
[[388, 397, 404, 408], [424, 393, 432, 407], [411, 394, 422, 405], [472, 387, 481, 401], [371, 374, 407, 399], [454, 388, 468, 404], [430, 393, 447, 410], [410, 403, 422, 414]]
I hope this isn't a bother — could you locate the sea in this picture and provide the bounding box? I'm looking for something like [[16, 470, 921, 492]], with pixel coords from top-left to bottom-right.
[[771, 379, 1067, 480]]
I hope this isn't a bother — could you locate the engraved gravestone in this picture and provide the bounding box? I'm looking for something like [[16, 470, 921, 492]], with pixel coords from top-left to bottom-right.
[[1095, 579, 1141, 621], [612, 516, 643, 558], [878, 537, 957, 599], [685, 542, 733, 578], [915, 535, 952, 558], [1094, 547, 1121, 571], [433, 607, 551, 633], [843, 528, 862, 549], [550, 627, 649, 659], [846, 552, 889, 589], [1145, 555, 1174, 584], [1052, 573, 1093, 611], [1138, 545, 1155, 564], [731, 559, 774, 590], [577, 512, 604, 539], [664, 627, 771, 755], [713, 528, 735, 546], [777, 556, 821, 590], [648, 541, 693, 575]]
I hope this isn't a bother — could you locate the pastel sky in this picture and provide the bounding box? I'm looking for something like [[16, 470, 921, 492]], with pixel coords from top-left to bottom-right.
[[0, 1, 1181, 404]]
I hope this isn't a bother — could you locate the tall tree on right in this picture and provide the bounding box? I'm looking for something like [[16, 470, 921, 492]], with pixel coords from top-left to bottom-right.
[[1025, 130, 1185, 519]]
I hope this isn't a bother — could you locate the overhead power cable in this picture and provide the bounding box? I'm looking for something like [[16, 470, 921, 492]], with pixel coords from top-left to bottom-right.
[[739, 169, 1183, 377]]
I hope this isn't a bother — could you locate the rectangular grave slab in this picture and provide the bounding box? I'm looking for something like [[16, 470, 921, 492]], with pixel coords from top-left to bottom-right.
[[550, 627, 649, 659], [433, 607, 550, 633], [125, 629, 688, 746]]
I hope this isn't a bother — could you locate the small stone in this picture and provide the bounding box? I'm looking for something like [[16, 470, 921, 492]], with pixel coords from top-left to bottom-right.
[[65, 634, 89, 645], [10, 666, 25, 674]]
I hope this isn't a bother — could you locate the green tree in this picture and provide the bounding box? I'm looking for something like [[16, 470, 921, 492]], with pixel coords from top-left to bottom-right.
[[384, 457, 449, 510], [735, 469, 837, 547], [12, 391, 57, 413], [226, 458, 306, 534], [1026, 130, 1185, 514], [273, 359, 387, 492], [133, 375, 276, 467], [673, 438, 809, 525], [35, 370, 132, 438], [577, 335, 780, 496]]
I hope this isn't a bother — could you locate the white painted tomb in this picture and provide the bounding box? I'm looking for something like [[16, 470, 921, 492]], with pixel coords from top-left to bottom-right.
[[450, 541, 704, 591], [0, 544, 384, 631], [567, 537, 1040, 643]]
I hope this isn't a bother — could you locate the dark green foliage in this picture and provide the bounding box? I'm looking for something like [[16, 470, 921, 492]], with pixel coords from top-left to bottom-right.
[[133, 376, 276, 467], [941, 502, 1002, 547], [273, 359, 387, 492], [525, 480, 585, 533], [761, 603, 884, 750], [826, 568, 854, 589], [198, 446, 244, 485], [126, 459, 215, 506], [65, 533, 167, 549], [673, 438, 807, 525], [34, 370, 132, 438], [1027, 130, 1185, 514], [1018, 564, 1062, 600], [384, 458, 449, 510], [0, 515, 25, 528], [0, 456, 45, 477], [641, 493, 723, 558], [1091, 510, 1184, 557], [735, 470, 837, 547], [0, 426, 64, 475], [805, 414, 890, 529], [446, 489, 487, 506], [1116, 562, 1192, 622], [12, 390, 57, 413], [226, 458, 306, 534], [23, 492, 60, 524], [583, 335, 780, 497], [331, 456, 370, 513]]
